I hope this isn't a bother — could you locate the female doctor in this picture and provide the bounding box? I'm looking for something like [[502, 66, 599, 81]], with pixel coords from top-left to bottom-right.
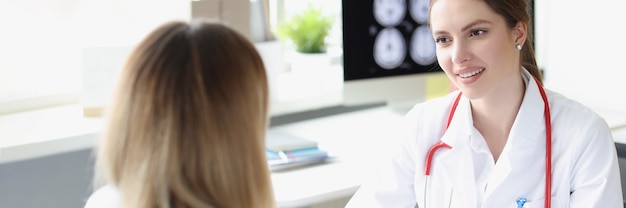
[[346, 0, 623, 207]]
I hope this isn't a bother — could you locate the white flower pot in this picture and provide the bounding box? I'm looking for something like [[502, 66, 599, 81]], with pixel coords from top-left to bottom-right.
[[285, 51, 332, 74]]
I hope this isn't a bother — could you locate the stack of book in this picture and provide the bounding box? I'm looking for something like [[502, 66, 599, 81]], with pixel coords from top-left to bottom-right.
[[265, 130, 330, 171]]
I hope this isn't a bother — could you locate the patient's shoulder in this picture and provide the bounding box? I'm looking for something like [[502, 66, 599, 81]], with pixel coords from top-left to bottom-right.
[[84, 185, 121, 208]]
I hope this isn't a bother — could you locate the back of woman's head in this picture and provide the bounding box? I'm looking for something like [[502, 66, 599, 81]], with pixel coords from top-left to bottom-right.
[[97, 19, 274, 208]]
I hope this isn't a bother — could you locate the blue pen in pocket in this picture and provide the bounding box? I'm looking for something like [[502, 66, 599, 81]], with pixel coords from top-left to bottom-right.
[[516, 198, 527, 208]]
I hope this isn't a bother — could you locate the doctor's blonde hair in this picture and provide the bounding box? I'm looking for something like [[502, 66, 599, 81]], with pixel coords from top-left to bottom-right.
[[429, 0, 541, 83], [94, 20, 274, 208]]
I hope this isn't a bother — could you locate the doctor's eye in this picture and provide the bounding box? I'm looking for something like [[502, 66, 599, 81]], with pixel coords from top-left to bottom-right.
[[435, 37, 451, 45], [469, 29, 487, 37]]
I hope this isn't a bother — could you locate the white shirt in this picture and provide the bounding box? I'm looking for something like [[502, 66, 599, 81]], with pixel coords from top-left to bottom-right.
[[84, 185, 121, 208], [346, 69, 623, 207]]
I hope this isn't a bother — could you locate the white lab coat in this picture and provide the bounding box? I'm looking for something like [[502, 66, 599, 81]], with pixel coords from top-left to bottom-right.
[[346, 70, 623, 208]]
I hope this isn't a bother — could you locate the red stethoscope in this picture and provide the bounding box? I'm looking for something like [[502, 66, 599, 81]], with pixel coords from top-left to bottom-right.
[[423, 76, 552, 208]]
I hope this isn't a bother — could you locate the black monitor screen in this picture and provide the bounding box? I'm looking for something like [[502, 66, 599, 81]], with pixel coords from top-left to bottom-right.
[[342, 0, 440, 81]]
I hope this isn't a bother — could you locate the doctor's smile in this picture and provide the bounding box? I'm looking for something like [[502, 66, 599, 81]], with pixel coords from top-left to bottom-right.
[[458, 68, 485, 79], [346, 0, 623, 207]]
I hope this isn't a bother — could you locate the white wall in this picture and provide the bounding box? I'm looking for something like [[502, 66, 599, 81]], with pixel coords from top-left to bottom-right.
[[536, 0, 626, 111]]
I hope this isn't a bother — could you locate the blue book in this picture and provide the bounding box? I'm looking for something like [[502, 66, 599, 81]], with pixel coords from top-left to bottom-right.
[[266, 147, 330, 170], [265, 130, 318, 152]]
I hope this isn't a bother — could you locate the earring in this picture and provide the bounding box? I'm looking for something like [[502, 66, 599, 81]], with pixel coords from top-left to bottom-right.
[[516, 44, 522, 51]]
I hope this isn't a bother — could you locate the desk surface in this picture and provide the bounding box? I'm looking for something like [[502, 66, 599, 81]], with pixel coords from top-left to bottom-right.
[[269, 106, 406, 207]]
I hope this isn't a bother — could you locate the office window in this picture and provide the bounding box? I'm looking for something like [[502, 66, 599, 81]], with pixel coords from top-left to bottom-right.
[[0, 0, 189, 114], [0, 0, 81, 113]]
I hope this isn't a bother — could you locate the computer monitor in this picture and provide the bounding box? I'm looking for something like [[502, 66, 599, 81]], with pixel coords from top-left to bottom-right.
[[341, 0, 445, 113]]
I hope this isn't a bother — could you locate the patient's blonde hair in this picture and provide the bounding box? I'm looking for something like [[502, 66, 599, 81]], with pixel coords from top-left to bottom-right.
[[95, 20, 274, 208]]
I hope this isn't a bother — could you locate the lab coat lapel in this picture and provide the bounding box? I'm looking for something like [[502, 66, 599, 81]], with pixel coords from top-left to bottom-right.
[[430, 96, 477, 208], [483, 142, 513, 198], [483, 70, 547, 205]]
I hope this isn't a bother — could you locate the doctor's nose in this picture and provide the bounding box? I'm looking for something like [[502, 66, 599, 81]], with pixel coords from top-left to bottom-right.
[[451, 42, 472, 64]]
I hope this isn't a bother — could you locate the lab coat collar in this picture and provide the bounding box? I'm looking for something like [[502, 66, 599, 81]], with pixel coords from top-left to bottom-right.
[[509, 68, 547, 150], [439, 91, 472, 147], [483, 68, 549, 200]]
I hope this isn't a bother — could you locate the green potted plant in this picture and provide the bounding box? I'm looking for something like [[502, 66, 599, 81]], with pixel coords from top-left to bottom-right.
[[278, 4, 334, 54]]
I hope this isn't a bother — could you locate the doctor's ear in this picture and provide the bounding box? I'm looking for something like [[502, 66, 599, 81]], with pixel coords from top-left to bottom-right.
[[512, 22, 527, 46]]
